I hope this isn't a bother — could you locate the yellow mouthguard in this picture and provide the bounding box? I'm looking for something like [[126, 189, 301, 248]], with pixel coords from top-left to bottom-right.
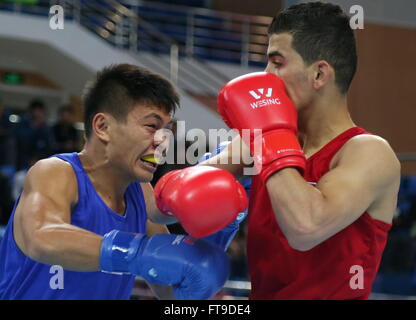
[[141, 155, 159, 164]]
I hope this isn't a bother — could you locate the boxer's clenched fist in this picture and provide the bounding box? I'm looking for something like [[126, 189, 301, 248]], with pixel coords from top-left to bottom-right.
[[154, 166, 248, 238], [198, 141, 251, 250], [100, 230, 230, 300], [218, 72, 306, 181]]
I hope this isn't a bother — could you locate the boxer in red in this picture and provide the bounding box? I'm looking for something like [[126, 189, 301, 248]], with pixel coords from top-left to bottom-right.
[[202, 2, 401, 299]]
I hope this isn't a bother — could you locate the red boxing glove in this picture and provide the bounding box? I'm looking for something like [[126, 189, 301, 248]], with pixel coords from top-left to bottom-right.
[[218, 72, 306, 181], [154, 166, 248, 238]]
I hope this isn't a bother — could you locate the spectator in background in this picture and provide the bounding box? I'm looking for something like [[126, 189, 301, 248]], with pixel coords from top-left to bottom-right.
[[0, 98, 15, 225], [12, 152, 44, 202], [0, 98, 16, 175], [15, 99, 53, 170], [51, 105, 79, 154]]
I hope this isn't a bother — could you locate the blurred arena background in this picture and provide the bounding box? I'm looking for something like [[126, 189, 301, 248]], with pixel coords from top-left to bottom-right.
[[0, 0, 415, 300]]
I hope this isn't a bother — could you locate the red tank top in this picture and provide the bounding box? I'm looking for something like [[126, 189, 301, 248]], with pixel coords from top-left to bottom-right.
[[247, 127, 392, 300]]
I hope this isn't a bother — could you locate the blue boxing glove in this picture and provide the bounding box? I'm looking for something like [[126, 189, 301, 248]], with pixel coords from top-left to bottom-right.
[[100, 230, 230, 300], [199, 141, 252, 250]]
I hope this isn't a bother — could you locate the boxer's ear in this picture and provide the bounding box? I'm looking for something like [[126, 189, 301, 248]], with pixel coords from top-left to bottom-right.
[[92, 112, 111, 143], [312, 60, 332, 90]]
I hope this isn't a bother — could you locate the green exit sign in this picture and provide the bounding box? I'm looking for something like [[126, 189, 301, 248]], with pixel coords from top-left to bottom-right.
[[3, 72, 24, 85]]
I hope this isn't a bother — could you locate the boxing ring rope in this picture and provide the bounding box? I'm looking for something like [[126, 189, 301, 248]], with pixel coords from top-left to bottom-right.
[[132, 277, 251, 300]]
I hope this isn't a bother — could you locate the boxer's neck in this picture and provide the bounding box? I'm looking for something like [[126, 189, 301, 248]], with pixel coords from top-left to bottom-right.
[[298, 94, 355, 158], [78, 141, 130, 212]]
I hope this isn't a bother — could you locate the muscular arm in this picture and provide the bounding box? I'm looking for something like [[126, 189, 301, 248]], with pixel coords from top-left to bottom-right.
[[265, 135, 401, 251], [14, 158, 103, 271], [198, 134, 249, 180]]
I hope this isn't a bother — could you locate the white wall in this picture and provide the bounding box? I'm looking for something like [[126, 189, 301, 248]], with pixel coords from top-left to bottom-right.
[[0, 12, 143, 95], [0, 11, 235, 138]]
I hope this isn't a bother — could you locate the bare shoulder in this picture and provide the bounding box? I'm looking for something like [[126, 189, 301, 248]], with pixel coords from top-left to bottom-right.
[[24, 157, 78, 205], [14, 158, 79, 255], [336, 134, 400, 173], [335, 134, 400, 178], [333, 134, 400, 222]]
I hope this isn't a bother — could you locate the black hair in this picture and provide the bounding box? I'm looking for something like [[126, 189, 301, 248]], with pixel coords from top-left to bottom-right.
[[83, 64, 179, 138], [29, 99, 45, 111], [268, 1, 357, 94]]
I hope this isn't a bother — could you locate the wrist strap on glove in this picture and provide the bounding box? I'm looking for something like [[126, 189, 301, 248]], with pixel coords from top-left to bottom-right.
[[253, 129, 306, 181], [100, 230, 146, 274]]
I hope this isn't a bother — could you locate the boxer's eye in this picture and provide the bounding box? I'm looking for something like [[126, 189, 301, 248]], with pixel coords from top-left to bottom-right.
[[146, 124, 157, 130]]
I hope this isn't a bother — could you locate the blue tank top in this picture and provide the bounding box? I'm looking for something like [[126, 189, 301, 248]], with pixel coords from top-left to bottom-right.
[[0, 153, 148, 300]]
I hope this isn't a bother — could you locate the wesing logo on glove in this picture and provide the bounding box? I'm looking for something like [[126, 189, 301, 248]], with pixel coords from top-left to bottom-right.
[[249, 88, 281, 109]]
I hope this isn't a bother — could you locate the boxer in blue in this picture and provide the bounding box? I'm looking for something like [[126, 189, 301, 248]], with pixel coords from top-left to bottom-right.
[[0, 64, 234, 300]]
